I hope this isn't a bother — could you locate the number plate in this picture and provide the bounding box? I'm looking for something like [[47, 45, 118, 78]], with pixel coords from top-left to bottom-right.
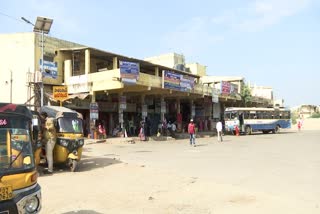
[[0, 183, 13, 201]]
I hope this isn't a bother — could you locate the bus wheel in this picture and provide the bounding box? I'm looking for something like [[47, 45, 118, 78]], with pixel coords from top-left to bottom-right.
[[272, 125, 280, 134], [245, 126, 252, 135]]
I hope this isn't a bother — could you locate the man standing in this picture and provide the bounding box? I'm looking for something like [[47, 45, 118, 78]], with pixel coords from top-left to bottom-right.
[[188, 119, 196, 147], [216, 120, 223, 142], [43, 117, 57, 174]]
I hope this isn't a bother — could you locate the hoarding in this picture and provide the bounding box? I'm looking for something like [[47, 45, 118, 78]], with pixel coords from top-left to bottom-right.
[[53, 86, 68, 101], [119, 61, 140, 84], [163, 70, 194, 92]]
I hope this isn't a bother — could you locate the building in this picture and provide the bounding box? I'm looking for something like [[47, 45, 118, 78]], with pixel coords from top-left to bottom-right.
[[0, 33, 274, 138]]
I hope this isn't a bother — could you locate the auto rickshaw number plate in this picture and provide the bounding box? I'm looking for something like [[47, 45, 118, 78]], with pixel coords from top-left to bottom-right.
[[0, 182, 13, 201]]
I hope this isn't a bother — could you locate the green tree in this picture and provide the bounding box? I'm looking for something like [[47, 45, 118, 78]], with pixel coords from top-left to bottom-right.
[[240, 83, 252, 107]]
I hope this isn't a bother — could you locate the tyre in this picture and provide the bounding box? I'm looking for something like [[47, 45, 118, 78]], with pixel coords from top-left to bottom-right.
[[70, 159, 78, 172], [245, 126, 252, 135], [272, 125, 280, 134]]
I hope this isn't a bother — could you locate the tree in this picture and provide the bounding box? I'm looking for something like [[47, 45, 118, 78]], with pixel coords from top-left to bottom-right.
[[240, 83, 252, 107]]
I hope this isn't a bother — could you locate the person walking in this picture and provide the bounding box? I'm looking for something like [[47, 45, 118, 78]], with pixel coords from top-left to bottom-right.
[[188, 119, 196, 147], [216, 120, 223, 142]]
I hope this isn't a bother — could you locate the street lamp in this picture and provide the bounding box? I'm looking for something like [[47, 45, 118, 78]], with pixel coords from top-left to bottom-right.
[[21, 16, 53, 107]]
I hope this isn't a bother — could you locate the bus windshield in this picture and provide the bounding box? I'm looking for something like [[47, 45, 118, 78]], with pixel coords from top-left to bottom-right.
[[57, 118, 83, 133], [0, 128, 35, 175], [224, 111, 238, 121]]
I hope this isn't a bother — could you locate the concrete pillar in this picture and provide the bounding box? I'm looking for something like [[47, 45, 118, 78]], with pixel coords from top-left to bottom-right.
[[64, 59, 72, 81], [118, 92, 124, 132], [113, 57, 118, 69], [141, 94, 146, 121], [155, 67, 159, 76], [161, 96, 165, 122], [176, 98, 182, 132], [85, 49, 90, 74], [190, 99, 195, 119]]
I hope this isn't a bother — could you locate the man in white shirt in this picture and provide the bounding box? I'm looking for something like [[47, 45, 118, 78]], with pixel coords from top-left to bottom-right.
[[216, 120, 223, 142]]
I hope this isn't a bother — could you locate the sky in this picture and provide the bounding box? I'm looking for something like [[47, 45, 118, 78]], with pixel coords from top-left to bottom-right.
[[1, 0, 319, 107]]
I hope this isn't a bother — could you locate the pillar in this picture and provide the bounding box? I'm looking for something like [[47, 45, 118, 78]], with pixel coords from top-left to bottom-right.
[[118, 92, 124, 133], [161, 96, 165, 122], [190, 99, 195, 120], [155, 67, 159, 76], [176, 98, 182, 132], [141, 94, 146, 121], [113, 57, 118, 69], [85, 49, 90, 75]]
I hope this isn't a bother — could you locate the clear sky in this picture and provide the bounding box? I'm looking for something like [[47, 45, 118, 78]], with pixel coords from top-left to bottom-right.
[[1, 0, 319, 107]]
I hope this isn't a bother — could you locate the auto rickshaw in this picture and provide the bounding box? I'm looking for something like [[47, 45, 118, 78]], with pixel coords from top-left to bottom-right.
[[0, 103, 41, 213], [40, 106, 84, 172]]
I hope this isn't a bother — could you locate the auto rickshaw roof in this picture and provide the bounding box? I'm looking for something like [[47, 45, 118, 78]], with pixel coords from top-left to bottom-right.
[[0, 103, 33, 119], [40, 106, 82, 119]]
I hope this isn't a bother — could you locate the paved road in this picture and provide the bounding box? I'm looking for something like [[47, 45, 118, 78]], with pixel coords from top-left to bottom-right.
[[38, 130, 320, 214]]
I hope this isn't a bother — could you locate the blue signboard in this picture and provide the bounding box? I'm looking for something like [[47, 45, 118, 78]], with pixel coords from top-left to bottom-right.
[[40, 59, 58, 79], [119, 61, 140, 84]]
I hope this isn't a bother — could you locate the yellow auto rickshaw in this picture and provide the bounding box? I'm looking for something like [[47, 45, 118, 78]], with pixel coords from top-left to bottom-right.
[[0, 103, 41, 213], [40, 106, 84, 172]]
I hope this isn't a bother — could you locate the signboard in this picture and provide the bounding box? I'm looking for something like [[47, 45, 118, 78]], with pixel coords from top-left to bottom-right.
[[90, 102, 99, 120], [212, 88, 219, 103], [163, 70, 194, 92], [53, 86, 68, 101], [142, 104, 148, 117], [40, 59, 58, 79], [161, 101, 166, 113], [119, 96, 127, 110], [119, 61, 140, 84], [221, 81, 231, 95]]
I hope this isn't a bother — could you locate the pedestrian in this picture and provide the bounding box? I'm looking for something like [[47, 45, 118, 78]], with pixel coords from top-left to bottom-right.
[[216, 120, 223, 142], [297, 118, 302, 131], [42, 117, 57, 174], [139, 121, 146, 141], [188, 119, 196, 147]]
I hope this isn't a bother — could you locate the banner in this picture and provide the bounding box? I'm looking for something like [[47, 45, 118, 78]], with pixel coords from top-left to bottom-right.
[[163, 70, 194, 92], [221, 81, 231, 95], [119, 61, 140, 84], [90, 102, 99, 120]]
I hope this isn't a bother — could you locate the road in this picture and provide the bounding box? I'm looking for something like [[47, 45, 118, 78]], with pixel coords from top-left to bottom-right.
[[38, 130, 320, 214]]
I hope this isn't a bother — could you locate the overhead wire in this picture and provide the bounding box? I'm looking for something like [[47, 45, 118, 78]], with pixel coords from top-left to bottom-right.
[[0, 10, 25, 24]]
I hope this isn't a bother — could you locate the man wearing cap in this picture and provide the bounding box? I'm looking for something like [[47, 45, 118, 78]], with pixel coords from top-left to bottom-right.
[[188, 119, 196, 147]]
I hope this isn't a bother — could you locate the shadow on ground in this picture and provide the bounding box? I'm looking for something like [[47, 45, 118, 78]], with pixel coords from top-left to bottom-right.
[[38, 156, 121, 176]]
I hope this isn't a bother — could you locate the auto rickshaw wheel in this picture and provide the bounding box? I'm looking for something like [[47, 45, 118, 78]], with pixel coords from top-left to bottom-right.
[[70, 159, 78, 172]]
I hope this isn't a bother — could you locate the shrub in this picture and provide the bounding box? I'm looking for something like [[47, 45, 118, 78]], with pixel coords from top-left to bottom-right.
[[310, 113, 320, 118]]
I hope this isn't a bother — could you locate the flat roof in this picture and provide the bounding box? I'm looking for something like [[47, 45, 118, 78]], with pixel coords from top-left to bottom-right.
[[59, 47, 200, 78]]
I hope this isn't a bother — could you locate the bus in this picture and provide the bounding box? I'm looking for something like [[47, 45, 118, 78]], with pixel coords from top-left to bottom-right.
[[224, 107, 291, 135]]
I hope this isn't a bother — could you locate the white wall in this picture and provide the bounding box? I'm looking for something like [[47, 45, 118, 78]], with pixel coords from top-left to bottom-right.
[[0, 33, 35, 104]]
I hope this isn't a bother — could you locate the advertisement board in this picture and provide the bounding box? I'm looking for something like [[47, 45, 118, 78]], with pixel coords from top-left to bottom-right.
[[90, 102, 99, 120], [119, 61, 140, 84], [163, 70, 194, 92], [40, 59, 58, 79]]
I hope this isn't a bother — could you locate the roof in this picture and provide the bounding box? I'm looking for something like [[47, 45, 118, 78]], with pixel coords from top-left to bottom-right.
[[0, 103, 33, 119], [40, 106, 79, 118], [59, 47, 200, 78]]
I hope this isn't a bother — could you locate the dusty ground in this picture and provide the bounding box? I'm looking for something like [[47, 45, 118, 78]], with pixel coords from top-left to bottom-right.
[[38, 119, 320, 214]]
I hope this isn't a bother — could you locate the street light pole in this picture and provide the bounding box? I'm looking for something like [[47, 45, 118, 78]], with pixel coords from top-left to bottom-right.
[[21, 16, 53, 108], [10, 70, 12, 103]]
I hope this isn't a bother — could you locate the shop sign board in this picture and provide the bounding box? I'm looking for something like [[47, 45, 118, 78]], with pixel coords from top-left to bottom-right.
[[142, 105, 148, 117], [161, 101, 166, 113], [119, 96, 127, 110], [90, 102, 99, 120], [119, 61, 140, 84], [53, 86, 68, 101], [212, 88, 219, 103]]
